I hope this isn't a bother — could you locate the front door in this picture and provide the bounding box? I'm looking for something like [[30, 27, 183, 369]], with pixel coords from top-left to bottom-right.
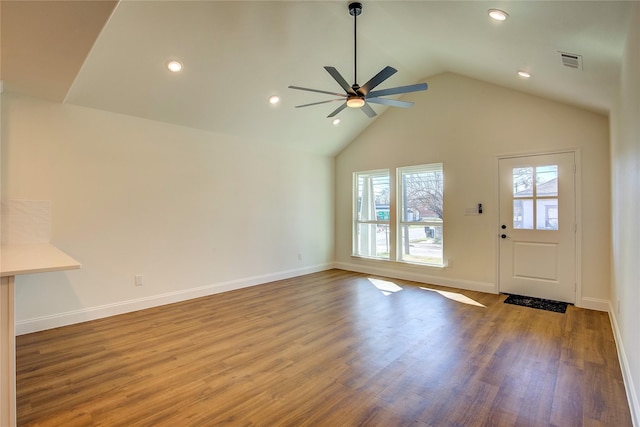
[[498, 152, 576, 303]]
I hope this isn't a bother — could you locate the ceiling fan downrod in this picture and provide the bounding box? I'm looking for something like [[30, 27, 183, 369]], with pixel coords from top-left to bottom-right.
[[349, 2, 363, 90]]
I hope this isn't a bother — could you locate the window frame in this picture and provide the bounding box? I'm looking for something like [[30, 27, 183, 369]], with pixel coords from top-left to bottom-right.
[[352, 169, 391, 260], [512, 164, 559, 231], [352, 163, 444, 267], [397, 163, 444, 266]]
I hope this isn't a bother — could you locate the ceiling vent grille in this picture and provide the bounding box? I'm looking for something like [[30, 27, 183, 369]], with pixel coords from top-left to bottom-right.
[[559, 52, 583, 70]]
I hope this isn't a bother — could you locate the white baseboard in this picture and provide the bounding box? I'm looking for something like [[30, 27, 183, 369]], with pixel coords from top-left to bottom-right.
[[15, 263, 333, 335], [333, 261, 496, 294], [578, 296, 609, 312], [608, 302, 640, 427]]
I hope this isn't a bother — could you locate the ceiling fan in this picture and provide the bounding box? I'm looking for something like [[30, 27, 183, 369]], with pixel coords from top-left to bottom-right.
[[288, 2, 428, 119]]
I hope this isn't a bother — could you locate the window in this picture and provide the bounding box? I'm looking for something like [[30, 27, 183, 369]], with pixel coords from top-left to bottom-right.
[[353, 163, 444, 266], [354, 170, 391, 258], [354, 170, 391, 259], [398, 164, 444, 265], [512, 165, 558, 230]]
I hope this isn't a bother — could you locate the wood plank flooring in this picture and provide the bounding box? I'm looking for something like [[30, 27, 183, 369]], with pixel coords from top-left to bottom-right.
[[16, 269, 632, 426]]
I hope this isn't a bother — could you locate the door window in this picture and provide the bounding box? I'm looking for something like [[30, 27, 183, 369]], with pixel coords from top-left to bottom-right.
[[512, 165, 558, 230]]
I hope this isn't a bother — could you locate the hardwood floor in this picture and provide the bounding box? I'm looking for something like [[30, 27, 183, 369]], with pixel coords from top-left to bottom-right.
[[16, 269, 631, 426]]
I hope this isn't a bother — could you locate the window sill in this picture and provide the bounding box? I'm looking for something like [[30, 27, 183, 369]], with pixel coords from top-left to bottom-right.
[[350, 255, 446, 270]]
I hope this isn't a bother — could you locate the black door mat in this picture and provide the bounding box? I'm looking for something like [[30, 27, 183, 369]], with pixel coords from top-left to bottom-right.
[[503, 294, 568, 313]]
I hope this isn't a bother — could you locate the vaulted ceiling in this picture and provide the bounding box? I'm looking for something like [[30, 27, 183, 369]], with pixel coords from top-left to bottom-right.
[[1, 1, 634, 155]]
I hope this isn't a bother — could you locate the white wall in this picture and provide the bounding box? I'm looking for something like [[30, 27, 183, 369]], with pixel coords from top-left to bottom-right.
[[335, 72, 611, 309], [609, 3, 640, 424], [1, 93, 335, 334]]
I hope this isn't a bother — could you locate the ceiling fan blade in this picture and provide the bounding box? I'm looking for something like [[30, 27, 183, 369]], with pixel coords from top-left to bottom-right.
[[288, 85, 347, 98], [324, 67, 357, 95], [367, 83, 428, 98], [366, 97, 414, 108], [327, 102, 348, 118], [360, 102, 377, 118], [295, 99, 345, 108], [359, 66, 397, 95]]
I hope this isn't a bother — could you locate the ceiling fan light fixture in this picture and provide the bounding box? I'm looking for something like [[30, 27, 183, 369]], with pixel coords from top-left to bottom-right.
[[488, 9, 509, 21], [268, 95, 280, 104], [346, 97, 365, 108]]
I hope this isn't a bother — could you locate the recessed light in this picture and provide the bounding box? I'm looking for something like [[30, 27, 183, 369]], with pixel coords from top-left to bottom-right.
[[488, 9, 509, 21], [332, 118, 341, 126], [166, 60, 183, 72], [268, 95, 280, 105], [518, 70, 531, 79]]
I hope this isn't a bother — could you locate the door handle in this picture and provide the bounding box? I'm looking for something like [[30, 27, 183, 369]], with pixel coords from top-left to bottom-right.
[[501, 234, 509, 239]]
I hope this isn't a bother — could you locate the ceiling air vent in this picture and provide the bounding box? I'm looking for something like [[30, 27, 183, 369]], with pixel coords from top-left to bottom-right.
[[559, 52, 583, 70]]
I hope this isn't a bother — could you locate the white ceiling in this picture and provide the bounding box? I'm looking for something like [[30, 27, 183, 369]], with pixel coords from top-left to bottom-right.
[[1, 1, 635, 156]]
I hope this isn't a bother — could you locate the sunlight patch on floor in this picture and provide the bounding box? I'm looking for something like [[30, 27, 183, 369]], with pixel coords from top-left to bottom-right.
[[420, 287, 486, 307], [368, 278, 403, 296]]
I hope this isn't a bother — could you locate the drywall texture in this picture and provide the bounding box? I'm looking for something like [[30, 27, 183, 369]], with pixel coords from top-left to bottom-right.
[[335, 72, 611, 308], [1, 93, 334, 332], [610, 2, 640, 423]]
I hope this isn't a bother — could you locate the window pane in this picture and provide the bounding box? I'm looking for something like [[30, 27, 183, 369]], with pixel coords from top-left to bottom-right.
[[400, 169, 443, 223], [513, 167, 534, 198], [357, 174, 390, 221], [356, 223, 390, 258], [536, 165, 558, 197], [399, 224, 443, 265], [513, 199, 533, 229], [536, 199, 558, 230]]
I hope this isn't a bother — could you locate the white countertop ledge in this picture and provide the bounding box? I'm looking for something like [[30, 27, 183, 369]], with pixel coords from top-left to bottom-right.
[[0, 243, 81, 277]]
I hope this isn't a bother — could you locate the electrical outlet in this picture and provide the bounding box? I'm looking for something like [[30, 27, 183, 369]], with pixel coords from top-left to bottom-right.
[[135, 275, 144, 286]]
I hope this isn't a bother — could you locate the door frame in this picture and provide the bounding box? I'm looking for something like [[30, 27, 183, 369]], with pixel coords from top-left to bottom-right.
[[495, 149, 583, 307]]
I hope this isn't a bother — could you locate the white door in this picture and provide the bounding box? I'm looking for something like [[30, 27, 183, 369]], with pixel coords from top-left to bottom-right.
[[499, 152, 576, 303]]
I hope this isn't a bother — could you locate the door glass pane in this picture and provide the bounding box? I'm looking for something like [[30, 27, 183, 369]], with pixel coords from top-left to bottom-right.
[[536, 165, 558, 197], [514, 199, 533, 229], [513, 167, 533, 197], [536, 199, 558, 230]]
